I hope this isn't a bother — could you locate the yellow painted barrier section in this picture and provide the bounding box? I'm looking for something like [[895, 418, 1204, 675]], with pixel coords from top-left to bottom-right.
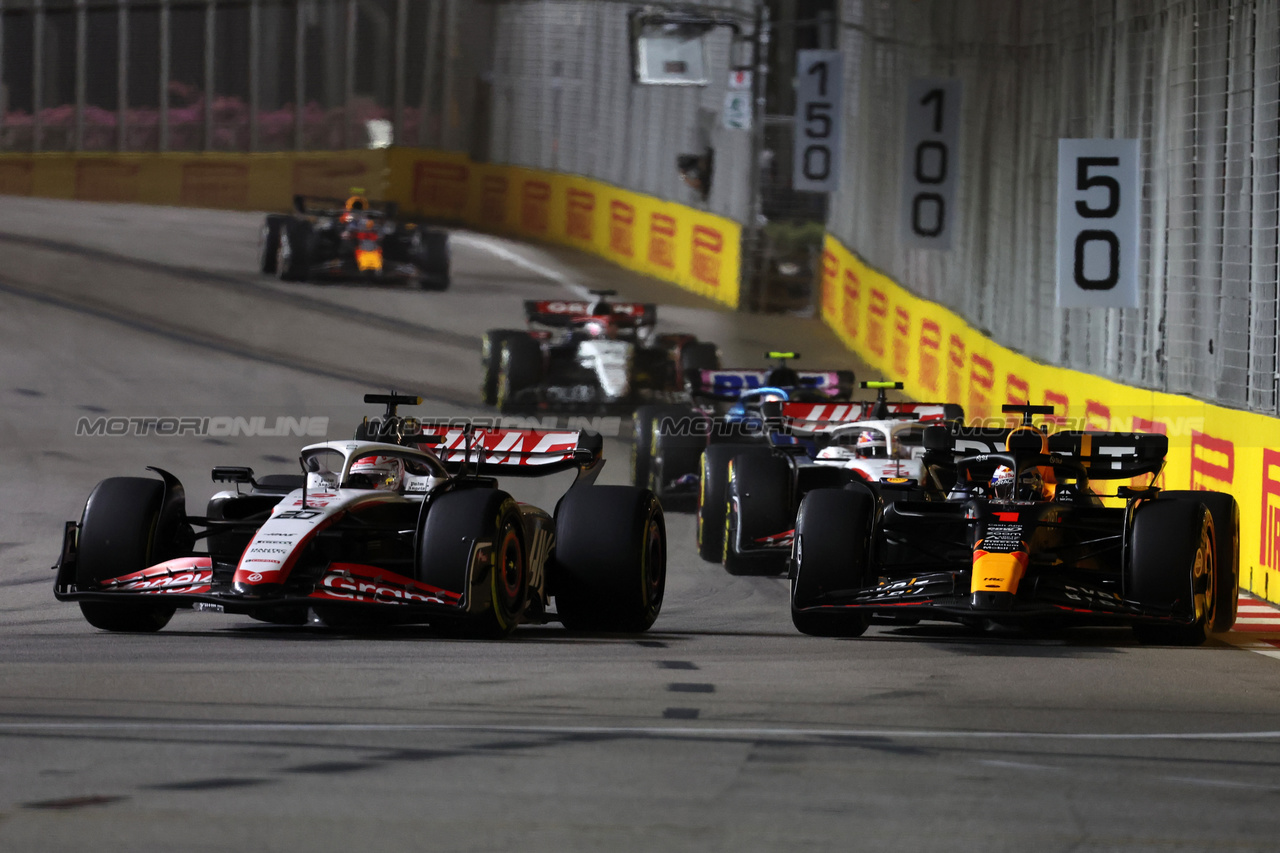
[[0, 149, 740, 308], [821, 233, 1280, 603], [384, 149, 740, 307]]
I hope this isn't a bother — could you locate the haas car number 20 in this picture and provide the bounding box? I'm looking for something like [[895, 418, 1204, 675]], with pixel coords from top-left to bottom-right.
[[53, 395, 665, 637]]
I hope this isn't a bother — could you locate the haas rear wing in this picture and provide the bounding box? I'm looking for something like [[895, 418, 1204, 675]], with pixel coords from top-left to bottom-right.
[[523, 299, 657, 328], [689, 369, 856, 401], [410, 425, 604, 480], [778, 401, 962, 433]]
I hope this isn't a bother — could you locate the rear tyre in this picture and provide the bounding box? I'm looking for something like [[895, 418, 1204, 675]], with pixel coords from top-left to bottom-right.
[[495, 335, 543, 414], [481, 329, 527, 406], [696, 443, 759, 562], [276, 218, 311, 282], [632, 404, 692, 490], [1159, 490, 1239, 633], [649, 406, 706, 502], [723, 451, 792, 576], [75, 477, 177, 633], [1128, 498, 1216, 646], [679, 341, 720, 375], [791, 488, 874, 637], [418, 488, 527, 639], [554, 486, 665, 632], [260, 214, 285, 274]]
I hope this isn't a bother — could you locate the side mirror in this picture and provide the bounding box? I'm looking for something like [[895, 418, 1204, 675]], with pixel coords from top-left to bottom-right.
[[212, 466, 255, 485]]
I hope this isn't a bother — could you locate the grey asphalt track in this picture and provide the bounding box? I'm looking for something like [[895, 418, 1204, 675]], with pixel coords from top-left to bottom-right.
[[1, 198, 1279, 852]]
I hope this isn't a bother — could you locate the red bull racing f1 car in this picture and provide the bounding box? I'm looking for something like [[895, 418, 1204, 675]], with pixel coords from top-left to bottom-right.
[[260, 194, 450, 289], [53, 394, 665, 637], [790, 404, 1240, 645]]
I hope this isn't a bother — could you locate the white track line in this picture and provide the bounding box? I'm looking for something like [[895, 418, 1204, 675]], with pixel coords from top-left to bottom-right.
[[450, 232, 593, 299], [2, 722, 1280, 742]]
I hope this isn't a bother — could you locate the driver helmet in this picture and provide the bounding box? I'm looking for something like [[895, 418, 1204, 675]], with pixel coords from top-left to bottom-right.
[[348, 455, 404, 492], [855, 430, 887, 459], [345, 195, 368, 212], [990, 464, 1016, 500]]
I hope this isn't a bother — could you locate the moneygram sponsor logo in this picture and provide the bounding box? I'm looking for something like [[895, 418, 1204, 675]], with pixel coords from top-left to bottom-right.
[[76, 416, 329, 437]]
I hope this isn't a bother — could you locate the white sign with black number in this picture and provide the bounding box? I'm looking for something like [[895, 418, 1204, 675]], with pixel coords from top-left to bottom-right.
[[1056, 139, 1140, 309], [792, 50, 843, 193], [900, 78, 961, 250]]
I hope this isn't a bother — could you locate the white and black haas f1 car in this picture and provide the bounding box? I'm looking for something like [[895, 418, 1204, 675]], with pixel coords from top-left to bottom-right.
[[719, 382, 963, 575], [53, 395, 665, 637], [259, 194, 450, 289], [790, 405, 1240, 645], [480, 290, 720, 413]]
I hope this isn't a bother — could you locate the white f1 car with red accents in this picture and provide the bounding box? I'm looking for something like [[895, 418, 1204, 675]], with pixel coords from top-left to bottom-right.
[[53, 394, 665, 637], [718, 382, 963, 575], [480, 290, 719, 412]]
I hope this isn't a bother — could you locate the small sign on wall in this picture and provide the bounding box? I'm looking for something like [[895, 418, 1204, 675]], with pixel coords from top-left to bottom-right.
[[900, 78, 961, 250], [1056, 139, 1140, 309], [792, 50, 843, 193]]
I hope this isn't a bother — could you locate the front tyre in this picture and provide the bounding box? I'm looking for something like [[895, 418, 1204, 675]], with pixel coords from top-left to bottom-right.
[[75, 477, 177, 632], [260, 214, 285, 274], [419, 489, 527, 639], [481, 329, 526, 406], [553, 486, 665, 632], [1128, 498, 1217, 646], [791, 488, 874, 637]]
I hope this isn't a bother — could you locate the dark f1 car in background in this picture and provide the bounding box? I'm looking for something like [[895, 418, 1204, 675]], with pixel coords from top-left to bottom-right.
[[259, 194, 450, 289], [790, 405, 1240, 645], [718, 382, 963, 575], [53, 394, 665, 637], [480, 290, 720, 412]]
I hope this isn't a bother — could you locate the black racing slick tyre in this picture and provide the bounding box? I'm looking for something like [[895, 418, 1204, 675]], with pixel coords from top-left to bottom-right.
[[697, 443, 762, 563], [260, 214, 285, 274], [495, 335, 543, 414], [481, 329, 526, 407], [1127, 497, 1217, 646], [418, 489, 527, 639], [553, 486, 665, 633], [276, 218, 311, 282], [75, 477, 177, 633], [632, 404, 693, 490], [790, 488, 874, 637], [723, 451, 793, 576], [415, 228, 450, 290], [679, 341, 720, 375], [1159, 490, 1240, 633]]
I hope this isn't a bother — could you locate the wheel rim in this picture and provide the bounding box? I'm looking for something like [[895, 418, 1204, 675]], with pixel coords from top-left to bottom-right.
[[497, 525, 523, 605], [641, 507, 665, 612], [1194, 517, 1215, 627]]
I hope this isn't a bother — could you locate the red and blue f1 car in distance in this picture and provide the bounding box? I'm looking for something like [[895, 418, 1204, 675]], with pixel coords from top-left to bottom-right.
[[260, 194, 450, 289], [718, 382, 963, 575], [790, 404, 1239, 645], [480, 290, 720, 412], [53, 394, 665, 637]]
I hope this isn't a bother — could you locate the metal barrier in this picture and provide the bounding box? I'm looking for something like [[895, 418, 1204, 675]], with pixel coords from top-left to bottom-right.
[[829, 0, 1280, 417]]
